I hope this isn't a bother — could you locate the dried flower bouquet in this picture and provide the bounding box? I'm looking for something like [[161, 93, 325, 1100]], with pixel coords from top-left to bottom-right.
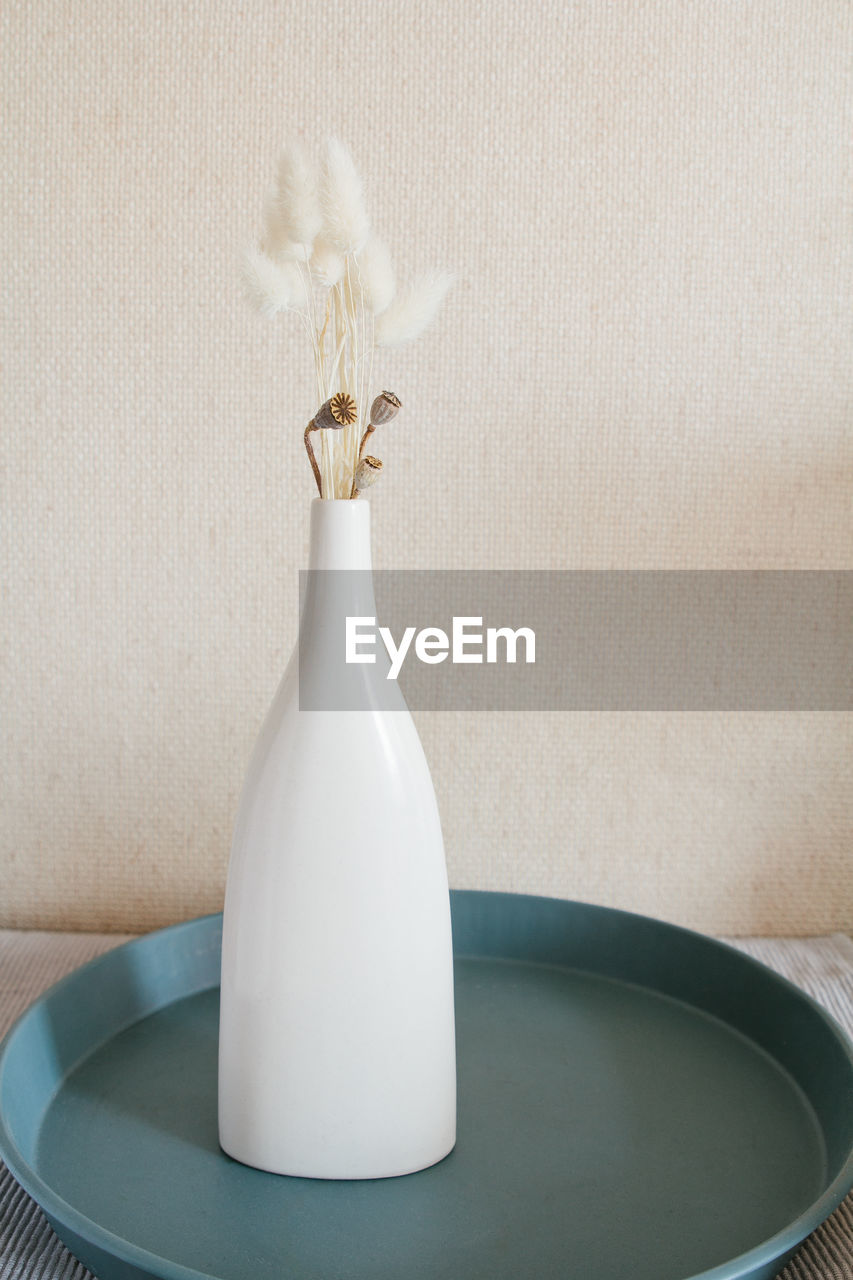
[[244, 138, 452, 500]]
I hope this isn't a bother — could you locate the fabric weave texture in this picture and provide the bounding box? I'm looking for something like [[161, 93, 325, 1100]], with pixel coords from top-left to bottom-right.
[[1, 1, 851, 935]]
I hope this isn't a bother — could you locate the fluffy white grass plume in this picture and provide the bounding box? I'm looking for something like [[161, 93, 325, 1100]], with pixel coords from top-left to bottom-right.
[[320, 137, 370, 255], [356, 235, 396, 315], [375, 271, 453, 346], [263, 141, 322, 261], [244, 138, 453, 497], [310, 236, 345, 288], [242, 248, 306, 317]]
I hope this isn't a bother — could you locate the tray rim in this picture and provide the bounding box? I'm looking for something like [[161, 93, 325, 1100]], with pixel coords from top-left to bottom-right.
[[0, 891, 851, 1280]]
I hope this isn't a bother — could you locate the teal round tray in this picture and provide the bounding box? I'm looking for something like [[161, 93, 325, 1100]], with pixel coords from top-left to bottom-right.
[[1, 892, 852, 1280]]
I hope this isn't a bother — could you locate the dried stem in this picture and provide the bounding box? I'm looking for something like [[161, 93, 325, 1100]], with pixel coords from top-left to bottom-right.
[[358, 423, 375, 460], [303, 424, 322, 496], [321, 428, 333, 498], [317, 294, 332, 384], [345, 257, 358, 408], [297, 261, 323, 403]]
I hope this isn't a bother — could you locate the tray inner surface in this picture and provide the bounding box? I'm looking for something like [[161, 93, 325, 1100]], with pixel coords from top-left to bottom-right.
[[35, 956, 824, 1280]]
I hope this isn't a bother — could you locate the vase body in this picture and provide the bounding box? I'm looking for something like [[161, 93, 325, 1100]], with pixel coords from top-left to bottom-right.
[[218, 498, 456, 1179]]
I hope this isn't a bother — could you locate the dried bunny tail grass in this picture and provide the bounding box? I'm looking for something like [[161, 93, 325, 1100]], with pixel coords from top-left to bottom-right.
[[260, 189, 296, 261], [356, 234, 396, 315], [310, 236, 345, 287], [242, 247, 307, 316], [374, 271, 454, 346], [273, 141, 322, 251], [320, 137, 370, 255]]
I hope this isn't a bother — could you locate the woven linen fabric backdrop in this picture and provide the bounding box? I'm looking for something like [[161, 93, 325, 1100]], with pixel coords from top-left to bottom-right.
[[1, 1, 851, 935]]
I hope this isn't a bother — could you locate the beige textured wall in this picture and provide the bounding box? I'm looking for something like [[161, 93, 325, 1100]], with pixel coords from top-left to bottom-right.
[[2, 2, 851, 935]]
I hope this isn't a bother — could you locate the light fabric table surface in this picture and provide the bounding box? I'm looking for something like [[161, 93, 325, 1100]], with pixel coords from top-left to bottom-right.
[[0, 928, 851, 1280]]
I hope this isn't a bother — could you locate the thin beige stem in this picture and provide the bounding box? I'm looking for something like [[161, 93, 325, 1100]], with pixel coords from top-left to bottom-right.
[[344, 256, 360, 493], [317, 293, 331, 396], [365, 308, 375, 435], [357, 256, 367, 438], [297, 262, 323, 401], [327, 330, 348, 391], [331, 284, 345, 496]]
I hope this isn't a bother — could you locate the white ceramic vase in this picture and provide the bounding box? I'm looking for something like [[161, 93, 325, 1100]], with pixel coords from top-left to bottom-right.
[[218, 498, 457, 1179]]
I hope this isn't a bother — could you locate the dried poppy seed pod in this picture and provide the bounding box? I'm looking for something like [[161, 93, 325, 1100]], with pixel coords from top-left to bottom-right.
[[352, 455, 383, 497], [369, 391, 401, 426], [313, 392, 358, 430]]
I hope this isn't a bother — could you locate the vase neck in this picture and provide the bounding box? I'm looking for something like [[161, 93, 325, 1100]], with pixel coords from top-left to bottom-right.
[[308, 498, 372, 572], [298, 499, 393, 708]]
